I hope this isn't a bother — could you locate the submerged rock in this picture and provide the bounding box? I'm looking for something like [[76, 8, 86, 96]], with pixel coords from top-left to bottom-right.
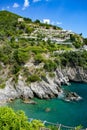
[[22, 99, 37, 104], [45, 108, 51, 112]]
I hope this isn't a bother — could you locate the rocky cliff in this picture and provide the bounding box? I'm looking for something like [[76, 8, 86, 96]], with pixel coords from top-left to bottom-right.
[[0, 11, 87, 105], [0, 66, 87, 105]]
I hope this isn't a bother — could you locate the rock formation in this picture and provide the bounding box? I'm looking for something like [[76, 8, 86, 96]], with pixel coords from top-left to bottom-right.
[[0, 66, 87, 105]]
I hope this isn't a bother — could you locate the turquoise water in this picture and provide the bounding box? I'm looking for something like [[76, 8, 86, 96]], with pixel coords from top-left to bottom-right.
[[8, 83, 87, 128]]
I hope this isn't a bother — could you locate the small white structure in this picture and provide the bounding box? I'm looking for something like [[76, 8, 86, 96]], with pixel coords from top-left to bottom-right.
[[83, 45, 87, 50], [43, 19, 50, 24], [18, 18, 24, 23]]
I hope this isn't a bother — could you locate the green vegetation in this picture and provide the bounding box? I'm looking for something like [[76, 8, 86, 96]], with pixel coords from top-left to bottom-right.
[[70, 34, 83, 48], [0, 10, 86, 130], [26, 74, 41, 83], [0, 10, 87, 85], [49, 72, 55, 78], [59, 51, 87, 68], [0, 10, 19, 37], [47, 125, 83, 130], [0, 83, 5, 89], [44, 60, 57, 72], [75, 125, 83, 130], [34, 54, 46, 65], [0, 107, 83, 130], [0, 78, 5, 89], [84, 38, 87, 45], [0, 107, 44, 130]]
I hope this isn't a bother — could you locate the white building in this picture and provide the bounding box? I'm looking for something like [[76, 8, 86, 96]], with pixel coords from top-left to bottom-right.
[[43, 19, 50, 24], [83, 45, 87, 50], [18, 18, 24, 23]]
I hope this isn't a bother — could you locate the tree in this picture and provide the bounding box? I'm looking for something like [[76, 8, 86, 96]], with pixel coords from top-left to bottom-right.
[[34, 19, 40, 24], [84, 38, 87, 45], [0, 107, 30, 130], [0, 107, 44, 130], [24, 17, 32, 23], [44, 60, 57, 72]]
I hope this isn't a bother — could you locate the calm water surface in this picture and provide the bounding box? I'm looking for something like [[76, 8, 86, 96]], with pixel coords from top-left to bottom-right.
[[8, 83, 87, 128]]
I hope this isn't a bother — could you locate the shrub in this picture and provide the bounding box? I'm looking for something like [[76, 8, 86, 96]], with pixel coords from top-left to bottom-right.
[[0, 107, 44, 130], [18, 49, 29, 64], [34, 54, 45, 64], [54, 58, 61, 66], [59, 51, 87, 68], [73, 41, 83, 48], [44, 60, 57, 72], [48, 125, 58, 130], [0, 107, 30, 130], [25, 27, 34, 34], [34, 19, 40, 24], [41, 72, 46, 80], [11, 63, 21, 74], [26, 74, 41, 83], [75, 125, 83, 130], [29, 46, 47, 54], [13, 48, 30, 64], [30, 120, 44, 130], [0, 83, 5, 89], [0, 46, 10, 64], [1, 55, 9, 64], [49, 72, 55, 78], [70, 34, 83, 48], [24, 17, 32, 23], [84, 38, 87, 45]]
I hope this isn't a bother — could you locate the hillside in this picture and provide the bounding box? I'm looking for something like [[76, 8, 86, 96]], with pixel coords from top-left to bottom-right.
[[0, 10, 20, 37], [0, 10, 87, 104]]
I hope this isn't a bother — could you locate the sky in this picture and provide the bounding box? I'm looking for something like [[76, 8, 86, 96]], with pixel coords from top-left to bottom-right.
[[0, 0, 87, 37]]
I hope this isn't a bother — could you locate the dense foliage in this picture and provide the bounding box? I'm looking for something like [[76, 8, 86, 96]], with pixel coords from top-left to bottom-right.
[[84, 38, 87, 45], [0, 107, 83, 130], [0, 107, 44, 130], [70, 34, 84, 48], [0, 10, 19, 37], [59, 51, 87, 68], [0, 10, 87, 84]]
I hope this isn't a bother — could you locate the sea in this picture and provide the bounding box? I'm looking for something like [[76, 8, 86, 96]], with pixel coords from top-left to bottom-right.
[[7, 82, 87, 128]]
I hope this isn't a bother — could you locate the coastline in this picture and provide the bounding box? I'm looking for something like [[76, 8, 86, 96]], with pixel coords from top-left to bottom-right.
[[7, 82, 87, 128], [0, 66, 87, 105]]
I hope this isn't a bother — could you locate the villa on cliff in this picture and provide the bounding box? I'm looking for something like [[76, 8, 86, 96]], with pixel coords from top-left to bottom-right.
[[18, 18, 24, 23]]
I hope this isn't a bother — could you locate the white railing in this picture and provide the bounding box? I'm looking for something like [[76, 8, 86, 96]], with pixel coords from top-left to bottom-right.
[[28, 118, 86, 130]]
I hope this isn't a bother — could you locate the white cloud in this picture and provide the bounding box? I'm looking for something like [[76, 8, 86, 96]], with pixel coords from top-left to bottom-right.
[[13, 3, 19, 8], [33, 0, 41, 2], [24, 0, 30, 7], [43, 19, 50, 24], [22, 0, 30, 10]]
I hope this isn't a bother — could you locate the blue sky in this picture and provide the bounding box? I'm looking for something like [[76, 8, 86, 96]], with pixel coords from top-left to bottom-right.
[[0, 0, 87, 37]]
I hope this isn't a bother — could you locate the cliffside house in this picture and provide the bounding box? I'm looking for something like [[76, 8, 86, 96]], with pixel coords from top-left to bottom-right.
[[83, 45, 87, 50], [18, 18, 24, 23]]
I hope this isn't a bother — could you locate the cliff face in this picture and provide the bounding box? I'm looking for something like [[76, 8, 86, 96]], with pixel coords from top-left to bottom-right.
[[0, 66, 87, 104], [0, 11, 87, 105], [67, 67, 87, 82]]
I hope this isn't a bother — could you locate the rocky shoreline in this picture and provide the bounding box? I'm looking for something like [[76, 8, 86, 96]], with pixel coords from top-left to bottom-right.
[[0, 66, 87, 105]]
